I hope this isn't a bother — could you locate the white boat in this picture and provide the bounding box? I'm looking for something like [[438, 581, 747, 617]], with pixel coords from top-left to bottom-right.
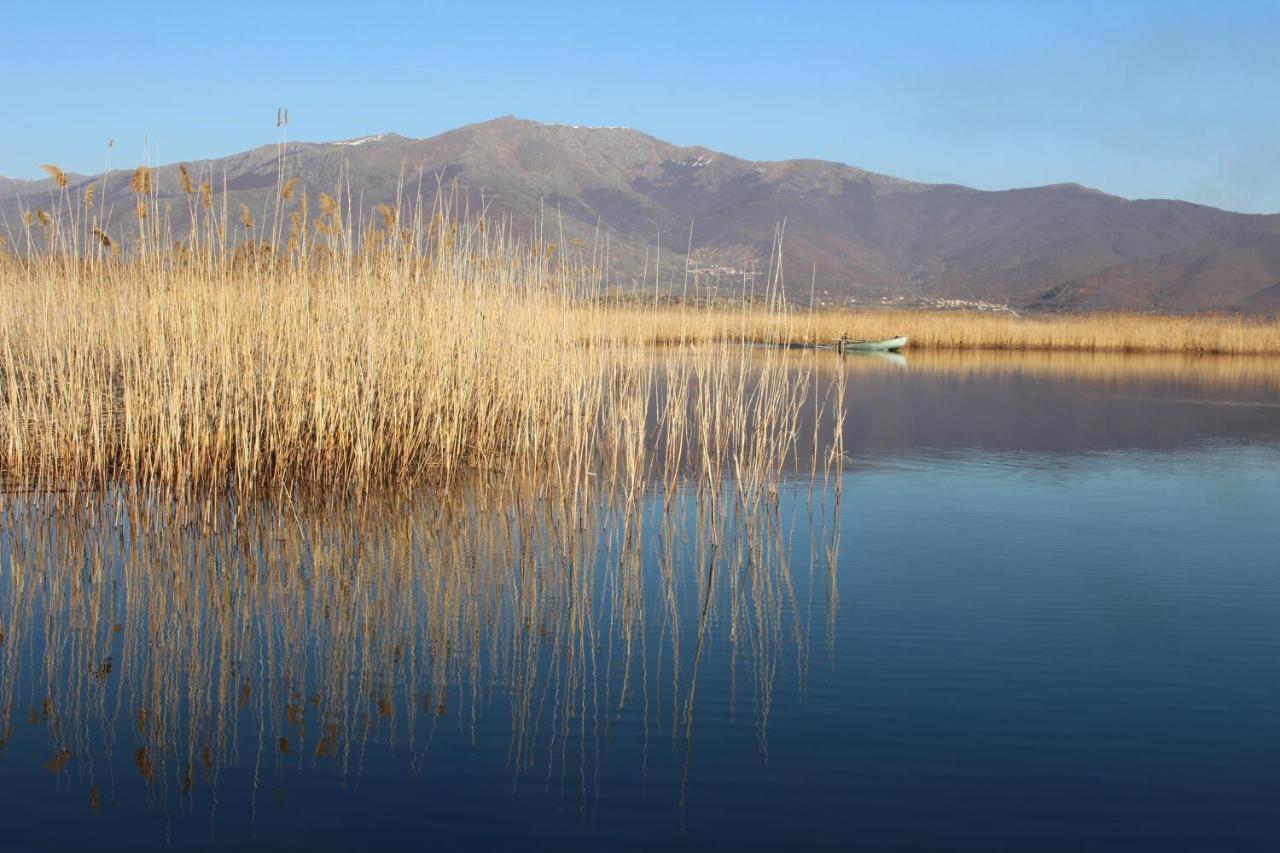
[[837, 335, 909, 352]]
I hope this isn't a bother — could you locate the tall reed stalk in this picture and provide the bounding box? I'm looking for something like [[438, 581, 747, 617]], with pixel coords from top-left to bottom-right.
[[0, 173, 809, 499]]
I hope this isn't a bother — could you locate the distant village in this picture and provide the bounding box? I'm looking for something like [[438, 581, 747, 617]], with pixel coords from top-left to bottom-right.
[[818, 293, 1017, 313], [681, 257, 1018, 314]]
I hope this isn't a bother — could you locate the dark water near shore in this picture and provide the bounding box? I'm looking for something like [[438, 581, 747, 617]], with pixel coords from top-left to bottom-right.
[[2, 351, 1279, 851]]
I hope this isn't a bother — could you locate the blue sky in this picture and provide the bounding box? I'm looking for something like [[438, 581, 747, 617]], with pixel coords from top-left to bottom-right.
[[2, 0, 1277, 212]]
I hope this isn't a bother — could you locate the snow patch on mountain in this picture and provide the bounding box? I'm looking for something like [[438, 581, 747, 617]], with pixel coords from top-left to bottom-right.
[[334, 134, 389, 147]]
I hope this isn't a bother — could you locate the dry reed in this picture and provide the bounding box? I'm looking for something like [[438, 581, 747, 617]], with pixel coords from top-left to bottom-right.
[[587, 305, 1280, 355], [0, 175, 819, 499], [2, 164, 1274, 498]]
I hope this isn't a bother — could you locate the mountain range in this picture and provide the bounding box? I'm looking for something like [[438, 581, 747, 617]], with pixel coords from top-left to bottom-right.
[[3, 117, 1278, 312]]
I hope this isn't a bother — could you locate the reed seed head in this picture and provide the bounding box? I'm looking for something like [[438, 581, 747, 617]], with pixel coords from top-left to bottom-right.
[[130, 166, 153, 196], [378, 203, 396, 230], [41, 164, 68, 189]]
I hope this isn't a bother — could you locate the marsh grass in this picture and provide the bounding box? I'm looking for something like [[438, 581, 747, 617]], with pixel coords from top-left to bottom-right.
[[0, 167, 831, 499], [4, 160, 1275, 498], [594, 305, 1280, 355]]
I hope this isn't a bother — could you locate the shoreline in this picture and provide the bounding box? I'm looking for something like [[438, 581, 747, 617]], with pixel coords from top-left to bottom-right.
[[590, 307, 1280, 356]]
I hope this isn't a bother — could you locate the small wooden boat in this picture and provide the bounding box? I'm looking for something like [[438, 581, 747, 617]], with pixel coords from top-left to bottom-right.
[[837, 335, 909, 353]]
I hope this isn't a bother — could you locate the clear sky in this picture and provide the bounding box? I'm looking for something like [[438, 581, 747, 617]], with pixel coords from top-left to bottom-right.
[[2, 0, 1277, 212]]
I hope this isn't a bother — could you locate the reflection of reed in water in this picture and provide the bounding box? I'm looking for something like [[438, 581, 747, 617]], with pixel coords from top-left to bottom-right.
[[817, 346, 1280, 394], [0, 371, 843, 825]]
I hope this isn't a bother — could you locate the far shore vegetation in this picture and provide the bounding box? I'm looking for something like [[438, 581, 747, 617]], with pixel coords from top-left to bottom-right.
[[600, 303, 1280, 356]]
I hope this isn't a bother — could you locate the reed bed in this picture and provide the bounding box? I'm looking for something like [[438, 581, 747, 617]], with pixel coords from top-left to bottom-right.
[[4, 160, 1274, 498], [0, 171, 826, 498], [583, 305, 1280, 355]]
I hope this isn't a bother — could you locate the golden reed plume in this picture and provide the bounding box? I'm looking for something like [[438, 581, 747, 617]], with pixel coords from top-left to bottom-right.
[[129, 165, 153, 195], [40, 164, 68, 188]]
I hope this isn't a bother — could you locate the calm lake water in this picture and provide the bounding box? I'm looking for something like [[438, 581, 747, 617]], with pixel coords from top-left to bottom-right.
[[1, 350, 1278, 851]]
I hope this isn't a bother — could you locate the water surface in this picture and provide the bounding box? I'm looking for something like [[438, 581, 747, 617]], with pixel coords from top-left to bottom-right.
[[2, 350, 1278, 851]]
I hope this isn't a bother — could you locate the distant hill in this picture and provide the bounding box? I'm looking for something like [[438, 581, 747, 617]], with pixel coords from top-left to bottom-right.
[[0, 175, 33, 198], [1036, 215, 1280, 312], [2, 117, 1276, 312]]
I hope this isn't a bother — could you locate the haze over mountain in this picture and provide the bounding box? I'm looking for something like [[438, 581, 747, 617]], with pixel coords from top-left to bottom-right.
[[3, 117, 1278, 312]]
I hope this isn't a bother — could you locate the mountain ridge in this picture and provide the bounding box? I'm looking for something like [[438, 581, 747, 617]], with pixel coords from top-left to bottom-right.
[[3, 116, 1277, 312]]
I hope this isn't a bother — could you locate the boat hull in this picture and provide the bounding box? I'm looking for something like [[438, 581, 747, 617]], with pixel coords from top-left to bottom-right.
[[839, 336, 909, 352]]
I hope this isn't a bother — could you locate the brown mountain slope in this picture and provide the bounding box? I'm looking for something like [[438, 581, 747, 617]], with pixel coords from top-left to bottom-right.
[[1, 117, 1271, 311], [1037, 215, 1280, 312]]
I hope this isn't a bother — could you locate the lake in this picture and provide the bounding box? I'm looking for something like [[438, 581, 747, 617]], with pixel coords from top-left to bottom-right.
[[1, 349, 1278, 851]]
